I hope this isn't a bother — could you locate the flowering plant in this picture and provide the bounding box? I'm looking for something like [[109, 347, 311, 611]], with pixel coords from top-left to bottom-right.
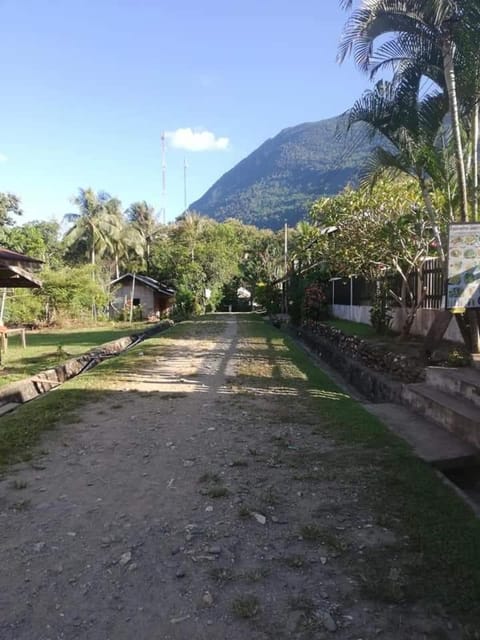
[[303, 282, 328, 320]]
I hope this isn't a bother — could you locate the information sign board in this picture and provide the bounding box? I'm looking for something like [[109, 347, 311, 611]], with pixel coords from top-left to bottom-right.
[[446, 223, 480, 309]]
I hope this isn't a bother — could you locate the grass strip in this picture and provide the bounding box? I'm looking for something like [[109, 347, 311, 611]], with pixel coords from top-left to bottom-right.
[[237, 314, 480, 628], [0, 322, 153, 388]]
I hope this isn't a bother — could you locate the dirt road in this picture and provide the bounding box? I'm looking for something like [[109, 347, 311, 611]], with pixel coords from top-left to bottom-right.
[[0, 315, 471, 639]]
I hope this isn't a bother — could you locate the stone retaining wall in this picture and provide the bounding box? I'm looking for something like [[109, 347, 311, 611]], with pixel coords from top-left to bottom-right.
[[297, 322, 426, 403]]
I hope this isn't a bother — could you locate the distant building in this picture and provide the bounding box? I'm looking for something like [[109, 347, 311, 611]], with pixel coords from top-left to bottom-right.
[[110, 274, 175, 320]]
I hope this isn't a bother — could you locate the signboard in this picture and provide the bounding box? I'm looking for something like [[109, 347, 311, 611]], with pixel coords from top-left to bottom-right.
[[446, 223, 480, 310]]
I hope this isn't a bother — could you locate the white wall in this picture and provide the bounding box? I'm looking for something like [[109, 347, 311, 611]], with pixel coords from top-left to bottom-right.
[[330, 304, 463, 343], [330, 304, 372, 325]]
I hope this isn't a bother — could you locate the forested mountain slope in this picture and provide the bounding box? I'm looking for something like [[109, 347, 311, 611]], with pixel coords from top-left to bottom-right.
[[189, 114, 378, 229]]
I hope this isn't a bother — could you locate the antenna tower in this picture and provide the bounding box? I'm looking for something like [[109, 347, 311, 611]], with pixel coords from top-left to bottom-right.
[[160, 131, 167, 224], [184, 157, 188, 212]]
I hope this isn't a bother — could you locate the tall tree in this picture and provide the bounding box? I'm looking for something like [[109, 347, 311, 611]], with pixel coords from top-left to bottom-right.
[[176, 211, 207, 263], [348, 78, 449, 264], [0, 192, 22, 227], [126, 201, 160, 272], [63, 188, 120, 267], [338, 0, 480, 222]]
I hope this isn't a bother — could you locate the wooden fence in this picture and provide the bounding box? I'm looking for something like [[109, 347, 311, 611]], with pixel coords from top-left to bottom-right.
[[328, 259, 444, 310]]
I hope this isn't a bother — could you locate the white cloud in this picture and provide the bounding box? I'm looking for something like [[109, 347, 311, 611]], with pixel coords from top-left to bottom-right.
[[165, 128, 229, 152], [0, 153, 8, 163]]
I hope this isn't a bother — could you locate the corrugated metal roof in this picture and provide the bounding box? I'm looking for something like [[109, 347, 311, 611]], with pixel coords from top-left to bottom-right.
[[0, 248, 43, 264], [0, 264, 42, 288], [111, 273, 175, 297]]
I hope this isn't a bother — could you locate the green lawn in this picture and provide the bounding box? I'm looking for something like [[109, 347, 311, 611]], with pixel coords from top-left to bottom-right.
[[324, 318, 378, 337], [0, 320, 186, 466], [0, 322, 151, 388]]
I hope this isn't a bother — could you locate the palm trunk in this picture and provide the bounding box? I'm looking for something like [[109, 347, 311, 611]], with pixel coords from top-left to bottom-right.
[[419, 176, 446, 268], [472, 101, 479, 221], [440, 131, 455, 220], [442, 38, 469, 222], [91, 244, 97, 321]]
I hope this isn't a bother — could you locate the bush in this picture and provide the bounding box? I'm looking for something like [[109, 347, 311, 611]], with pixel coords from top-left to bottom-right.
[[447, 348, 471, 367], [4, 291, 44, 326], [303, 282, 329, 321], [3, 265, 111, 326]]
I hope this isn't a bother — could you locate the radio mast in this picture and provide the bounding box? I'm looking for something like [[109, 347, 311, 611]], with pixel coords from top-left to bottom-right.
[[184, 156, 188, 213], [160, 131, 167, 224]]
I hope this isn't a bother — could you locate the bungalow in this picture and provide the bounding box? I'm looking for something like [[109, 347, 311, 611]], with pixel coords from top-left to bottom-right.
[[110, 273, 175, 319]]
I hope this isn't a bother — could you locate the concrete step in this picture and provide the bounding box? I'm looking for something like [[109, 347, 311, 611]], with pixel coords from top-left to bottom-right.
[[425, 366, 480, 409], [364, 402, 479, 469], [402, 383, 480, 449]]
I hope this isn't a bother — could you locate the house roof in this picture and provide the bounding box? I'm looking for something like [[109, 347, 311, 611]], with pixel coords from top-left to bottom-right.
[[0, 247, 43, 288], [0, 248, 43, 265], [0, 263, 42, 288], [111, 273, 175, 297]]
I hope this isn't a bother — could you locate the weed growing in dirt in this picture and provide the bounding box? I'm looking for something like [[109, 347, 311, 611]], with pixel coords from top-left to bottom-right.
[[284, 555, 307, 569], [271, 435, 290, 449], [300, 524, 324, 542], [262, 486, 280, 505], [199, 472, 220, 483], [207, 486, 229, 498], [11, 479, 28, 490], [231, 595, 260, 618], [241, 568, 270, 582], [209, 567, 235, 583], [10, 499, 31, 511], [230, 459, 248, 467], [288, 595, 315, 612], [300, 525, 347, 553]]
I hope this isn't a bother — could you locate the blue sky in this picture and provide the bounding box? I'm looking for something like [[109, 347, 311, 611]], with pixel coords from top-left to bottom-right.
[[0, 0, 371, 224]]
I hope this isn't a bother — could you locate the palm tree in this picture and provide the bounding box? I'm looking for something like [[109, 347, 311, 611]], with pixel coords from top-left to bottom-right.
[[338, 0, 480, 222], [177, 211, 207, 263], [63, 188, 121, 267], [348, 78, 450, 264], [125, 201, 160, 272], [102, 197, 143, 279]]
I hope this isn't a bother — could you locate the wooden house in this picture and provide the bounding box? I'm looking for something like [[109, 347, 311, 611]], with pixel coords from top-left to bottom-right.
[[110, 274, 175, 319]]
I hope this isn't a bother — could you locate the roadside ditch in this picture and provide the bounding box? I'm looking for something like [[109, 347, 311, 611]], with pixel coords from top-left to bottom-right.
[[0, 320, 173, 416]]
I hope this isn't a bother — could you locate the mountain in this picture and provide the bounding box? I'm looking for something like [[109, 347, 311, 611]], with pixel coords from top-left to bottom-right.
[[189, 114, 378, 229]]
